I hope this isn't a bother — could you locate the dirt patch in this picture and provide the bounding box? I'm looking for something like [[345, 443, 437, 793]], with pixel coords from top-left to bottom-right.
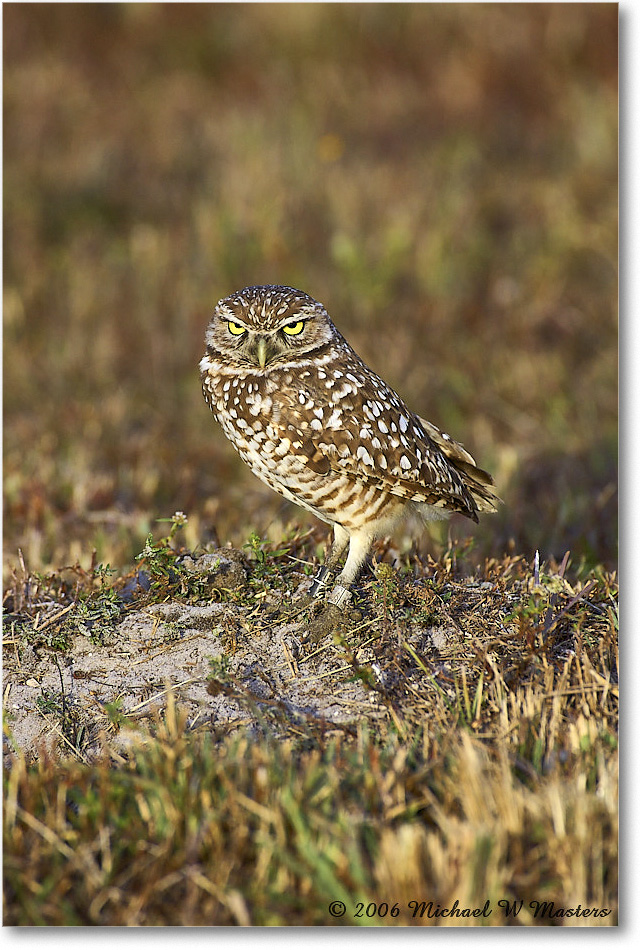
[[3, 561, 389, 761], [3, 541, 616, 769]]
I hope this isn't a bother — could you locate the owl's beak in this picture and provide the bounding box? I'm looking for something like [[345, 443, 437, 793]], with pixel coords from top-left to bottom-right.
[[255, 336, 268, 369]]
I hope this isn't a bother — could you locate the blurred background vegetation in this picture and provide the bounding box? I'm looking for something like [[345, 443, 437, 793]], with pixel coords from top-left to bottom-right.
[[3, 2, 618, 580]]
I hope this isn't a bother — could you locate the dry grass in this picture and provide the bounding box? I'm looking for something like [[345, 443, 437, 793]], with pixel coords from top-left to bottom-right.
[[3, 537, 618, 925], [4, 719, 617, 926]]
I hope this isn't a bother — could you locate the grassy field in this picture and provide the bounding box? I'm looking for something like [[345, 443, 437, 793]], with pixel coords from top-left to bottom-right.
[[3, 3, 617, 927], [3, 527, 619, 925]]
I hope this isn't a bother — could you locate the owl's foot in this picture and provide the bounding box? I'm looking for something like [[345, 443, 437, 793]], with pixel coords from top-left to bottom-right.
[[326, 584, 353, 608], [281, 575, 354, 640], [282, 569, 330, 617], [308, 568, 353, 609], [308, 564, 331, 597]]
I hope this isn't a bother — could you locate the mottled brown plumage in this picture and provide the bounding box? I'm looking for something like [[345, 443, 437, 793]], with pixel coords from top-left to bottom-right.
[[200, 285, 499, 606]]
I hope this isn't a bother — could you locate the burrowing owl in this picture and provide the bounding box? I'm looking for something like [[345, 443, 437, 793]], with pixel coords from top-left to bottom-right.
[[200, 285, 498, 607]]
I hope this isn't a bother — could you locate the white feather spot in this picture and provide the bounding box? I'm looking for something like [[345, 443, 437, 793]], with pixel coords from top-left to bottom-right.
[[334, 382, 355, 400], [377, 419, 388, 433], [400, 455, 412, 470], [399, 415, 409, 432], [310, 418, 323, 431], [378, 454, 387, 469], [357, 446, 374, 466]]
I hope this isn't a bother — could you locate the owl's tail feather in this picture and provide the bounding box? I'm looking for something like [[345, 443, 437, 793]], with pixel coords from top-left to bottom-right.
[[417, 415, 501, 515], [460, 466, 502, 514]]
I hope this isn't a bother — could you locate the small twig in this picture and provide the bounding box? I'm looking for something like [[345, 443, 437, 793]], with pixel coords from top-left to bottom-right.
[[542, 580, 598, 638], [544, 684, 617, 698], [287, 664, 353, 685], [34, 702, 90, 764], [52, 654, 67, 724], [33, 602, 74, 633], [281, 638, 300, 677], [125, 678, 197, 714], [558, 550, 571, 579]]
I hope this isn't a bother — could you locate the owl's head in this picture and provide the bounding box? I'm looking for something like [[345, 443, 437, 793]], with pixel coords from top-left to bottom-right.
[[204, 285, 338, 369]]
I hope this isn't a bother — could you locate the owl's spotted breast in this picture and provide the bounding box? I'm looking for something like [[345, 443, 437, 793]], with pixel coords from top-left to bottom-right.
[[200, 284, 499, 604]]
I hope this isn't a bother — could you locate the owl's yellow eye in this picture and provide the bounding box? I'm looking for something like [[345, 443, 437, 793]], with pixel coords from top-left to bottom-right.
[[283, 320, 305, 336], [228, 320, 246, 336]]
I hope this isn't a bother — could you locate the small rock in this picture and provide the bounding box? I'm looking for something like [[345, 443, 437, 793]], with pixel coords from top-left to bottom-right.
[[179, 549, 248, 592]]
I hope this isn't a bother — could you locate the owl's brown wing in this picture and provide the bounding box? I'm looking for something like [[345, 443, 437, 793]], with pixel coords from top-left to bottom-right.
[[273, 378, 499, 521]]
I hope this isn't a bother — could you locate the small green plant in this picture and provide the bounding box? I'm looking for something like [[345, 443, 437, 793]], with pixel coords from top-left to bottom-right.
[[244, 531, 268, 569], [242, 531, 293, 591], [74, 589, 122, 644], [136, 536, 179, 581], [208, 654, 230, 679], [102, 698, 129, 729], [35, 690, 63, 717], [372, 563, 401, 623], [134, 513, 191, 594]]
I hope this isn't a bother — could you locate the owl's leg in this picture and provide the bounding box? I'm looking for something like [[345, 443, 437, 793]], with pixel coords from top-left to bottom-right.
[[327, 530, 373, 608], [308, 525, 349, 597], [325, 525, 351, 571]]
